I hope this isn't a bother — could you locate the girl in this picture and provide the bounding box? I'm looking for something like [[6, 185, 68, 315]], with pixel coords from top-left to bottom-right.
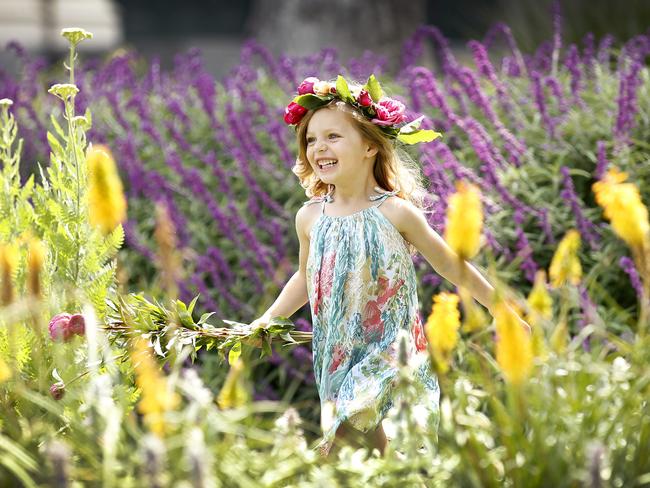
[[250, 75, 528, 458]]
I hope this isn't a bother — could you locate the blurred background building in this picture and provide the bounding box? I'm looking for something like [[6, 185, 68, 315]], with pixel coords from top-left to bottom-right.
[[1, 0, 649, 79]]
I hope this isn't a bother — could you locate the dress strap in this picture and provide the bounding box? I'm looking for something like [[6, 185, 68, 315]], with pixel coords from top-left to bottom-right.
[[369, 186, 400, 208], [302, 188, 334, 215]]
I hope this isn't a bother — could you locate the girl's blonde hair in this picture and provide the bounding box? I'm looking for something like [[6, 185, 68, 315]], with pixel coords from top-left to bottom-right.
[[291, 87, 430, 255]]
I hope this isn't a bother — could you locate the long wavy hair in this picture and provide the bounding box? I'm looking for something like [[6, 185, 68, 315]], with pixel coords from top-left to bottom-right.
[[291, 89, 430, 254]]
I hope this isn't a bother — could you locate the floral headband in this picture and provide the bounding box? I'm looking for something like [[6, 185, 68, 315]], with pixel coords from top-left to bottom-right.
[[283, 74, 442, 145]]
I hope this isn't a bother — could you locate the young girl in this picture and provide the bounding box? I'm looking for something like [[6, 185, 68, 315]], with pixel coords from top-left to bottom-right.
[[250, 75, 526, 458]]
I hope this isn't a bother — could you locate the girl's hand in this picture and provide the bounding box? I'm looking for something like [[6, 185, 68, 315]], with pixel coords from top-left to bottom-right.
[[249, 313, 272, 331]]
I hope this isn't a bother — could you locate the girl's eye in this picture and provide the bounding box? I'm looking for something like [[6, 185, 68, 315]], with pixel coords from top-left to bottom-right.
[[329, 134, 339, 139]]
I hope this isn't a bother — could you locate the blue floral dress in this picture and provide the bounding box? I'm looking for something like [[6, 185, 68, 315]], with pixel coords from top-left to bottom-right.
[[304, 188, 440, 455]]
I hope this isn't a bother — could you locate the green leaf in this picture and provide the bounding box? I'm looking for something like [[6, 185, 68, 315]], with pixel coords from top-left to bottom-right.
[[187, 294, 200, 315], [335, 75, 353, 102], [228, 341, 241, 365], [397, 129, 442, 145], [262, 334, 273, 356], [198, 312, 216, 325], [293, 93, 330, 110], [365, 74, 383, 102], [279, 332, 297, 344], [47, 132, 65, 161]]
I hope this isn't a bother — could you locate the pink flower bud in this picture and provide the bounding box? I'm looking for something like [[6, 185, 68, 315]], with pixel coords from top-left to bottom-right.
[[68, 314, 85, 336], [48, 313, 73, 342], [298, 77, 319, 95], [49, 383, 65, 400]]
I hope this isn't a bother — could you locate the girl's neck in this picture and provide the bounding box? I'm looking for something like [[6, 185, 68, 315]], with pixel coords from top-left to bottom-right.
[[329, 180, 380, 205]]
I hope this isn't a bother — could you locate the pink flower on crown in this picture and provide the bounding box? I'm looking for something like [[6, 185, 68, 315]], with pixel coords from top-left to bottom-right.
[[284, 101, 308, 125], [371, 98, 406, 127], [298, 77, 319, 95]]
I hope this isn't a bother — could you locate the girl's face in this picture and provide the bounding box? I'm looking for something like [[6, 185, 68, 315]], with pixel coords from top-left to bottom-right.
[[305, 107, 376, 185]]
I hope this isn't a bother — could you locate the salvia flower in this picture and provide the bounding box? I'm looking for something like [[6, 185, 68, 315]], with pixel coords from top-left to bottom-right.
[[87, 144, 127, 235], [494, 301, 533, 384], [592, 167, 650, 251], [619, 256, 644, 299], [444, 181, 483, 260], [549, 229, 582, 288], [424, 292, 461, 374]]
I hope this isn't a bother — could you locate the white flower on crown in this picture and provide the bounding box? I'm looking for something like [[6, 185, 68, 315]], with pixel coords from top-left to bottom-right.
[[313, 81, 331, 97]]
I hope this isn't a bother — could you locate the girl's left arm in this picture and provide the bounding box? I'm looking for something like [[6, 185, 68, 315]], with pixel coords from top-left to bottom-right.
[[397, 200, 514, 318]]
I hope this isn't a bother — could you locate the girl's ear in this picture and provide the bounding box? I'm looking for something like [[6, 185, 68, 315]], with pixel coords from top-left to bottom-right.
[[366, 143, 378, 159]]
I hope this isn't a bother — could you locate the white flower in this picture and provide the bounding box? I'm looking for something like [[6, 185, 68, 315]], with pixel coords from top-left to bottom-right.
[[313, 80, 332, 97], [48, 83, 79, 101], [60, 28, 93, 46]]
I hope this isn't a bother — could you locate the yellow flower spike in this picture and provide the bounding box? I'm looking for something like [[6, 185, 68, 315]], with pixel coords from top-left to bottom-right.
[[549, 320, 568, 354], [424, 292, 461, 374], [27, 238, 46, 297], [0, 244, 19, 306], [494, 301, 533, 385], [0, 356, 11, 382], [549, 230, 582, 288], [525, 313, 549, 360], [217, 356, 250, 409], [130, 337, 179, 437], [459, 287, 488, 333], [87, 144, 127, 235], [527, 270, 553, 320], [593, 168, 650, 250], [444, 181, 483, 260]]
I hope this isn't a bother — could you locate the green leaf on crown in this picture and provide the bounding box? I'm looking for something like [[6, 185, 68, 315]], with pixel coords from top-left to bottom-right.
[[397, 129, 442, 145], [293, 93, 331, 110], [335, 75, 353, 103], [365, 74, 383, 102]]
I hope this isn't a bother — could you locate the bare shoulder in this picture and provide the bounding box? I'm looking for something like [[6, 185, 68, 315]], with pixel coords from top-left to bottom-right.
[[377, 196, 426, 237], [296, 201, 322, 240]]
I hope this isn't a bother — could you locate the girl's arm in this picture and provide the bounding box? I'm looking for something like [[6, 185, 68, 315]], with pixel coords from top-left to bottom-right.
[[396, 200, 501, 315], [252, 206, 312, 325]]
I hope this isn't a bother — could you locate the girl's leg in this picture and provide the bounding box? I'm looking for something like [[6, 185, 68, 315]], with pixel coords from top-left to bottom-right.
[[330, 421, 388, 457]]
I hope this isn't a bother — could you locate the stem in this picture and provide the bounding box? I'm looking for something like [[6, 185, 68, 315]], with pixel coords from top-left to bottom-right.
[[64, 43, 82, 285]]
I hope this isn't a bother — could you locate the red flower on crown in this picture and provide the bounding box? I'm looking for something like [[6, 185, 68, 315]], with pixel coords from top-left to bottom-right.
[[284, 101, 308, 125]]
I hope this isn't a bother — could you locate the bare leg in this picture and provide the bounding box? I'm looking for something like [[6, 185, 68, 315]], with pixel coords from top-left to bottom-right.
[[329, 421, 388, 457]]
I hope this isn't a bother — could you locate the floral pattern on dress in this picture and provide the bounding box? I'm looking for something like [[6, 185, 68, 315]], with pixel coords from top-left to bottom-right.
[[303, 194, 440, 455]]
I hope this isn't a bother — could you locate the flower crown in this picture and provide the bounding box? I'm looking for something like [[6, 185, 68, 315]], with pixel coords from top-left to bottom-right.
[[283, 74, 442, 145]]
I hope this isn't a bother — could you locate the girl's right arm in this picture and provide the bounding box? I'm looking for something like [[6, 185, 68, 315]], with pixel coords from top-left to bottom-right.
[[249, 205, 313, 329]]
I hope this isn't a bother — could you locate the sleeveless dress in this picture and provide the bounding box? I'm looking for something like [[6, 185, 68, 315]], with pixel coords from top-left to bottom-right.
[[303, 188, 440, 456]]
